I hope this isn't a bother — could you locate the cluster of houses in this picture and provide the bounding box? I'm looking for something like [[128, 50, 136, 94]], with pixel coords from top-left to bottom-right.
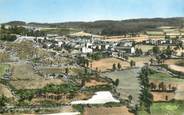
[[143, 39, 174, 45], [22, 33, 136, 59]]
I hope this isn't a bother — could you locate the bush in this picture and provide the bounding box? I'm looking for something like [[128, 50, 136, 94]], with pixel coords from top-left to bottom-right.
[[0, 34, 17, 41], [72, 105, 84, 113]]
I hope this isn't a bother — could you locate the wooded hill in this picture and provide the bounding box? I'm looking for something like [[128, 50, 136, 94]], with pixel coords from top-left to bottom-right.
[[4, 17, 184, 35]]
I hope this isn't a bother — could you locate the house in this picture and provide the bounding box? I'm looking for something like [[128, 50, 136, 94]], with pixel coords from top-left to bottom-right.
[[81, 47, 93, 53], [111, 50, 126, 58], [116, 46, 135, 54], [116, 41, 135, 54], [118, 41, 133, 47], [101, 44, 110, 50], [144, 39, 157, 45]]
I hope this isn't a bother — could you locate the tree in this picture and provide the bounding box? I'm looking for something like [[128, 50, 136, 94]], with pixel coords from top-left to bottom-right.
[[84, 67, 88, 75], [0, 24, 5, 30], [128, 95, 133, 103], [165, 45, 172, 58], [132, 41, 136, 47], [117, 63, 122, 70], [0, 34, 17, 41], [130, 60, 136, 67], [139, 66, 153, 113], [135, 48, 143, 56], [150, 82, 157, 90], [168, 84, 172, 90], [81, 79, 85, 87], [0, 95, 8, 111], [112, 63, 116, 71], [95, 67, 99, 77], [114, 79, 119, 87], [152, 46, 160, 55], [90, 61, 92, 68], [150, 58, 154, 65], [85, 59, 89, 67], [156, 55, 164, 64], [77, 56, 85, 66], [158, 82, 164, 91], [65, 68, 69, 75]]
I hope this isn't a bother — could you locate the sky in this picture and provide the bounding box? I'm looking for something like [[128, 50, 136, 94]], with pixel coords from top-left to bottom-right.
[[0, 0, 184, 23]]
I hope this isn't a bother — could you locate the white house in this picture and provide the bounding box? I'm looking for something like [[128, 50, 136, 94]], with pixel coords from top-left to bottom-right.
[[81, 47, 93, 53], [131, 47, 136, 54]]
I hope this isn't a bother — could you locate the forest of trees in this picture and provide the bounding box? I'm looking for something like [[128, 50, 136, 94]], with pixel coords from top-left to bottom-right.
[[0, 25, 46, 37]]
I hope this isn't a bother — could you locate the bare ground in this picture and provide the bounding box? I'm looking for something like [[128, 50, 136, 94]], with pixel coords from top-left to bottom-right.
[[83, 106, 133, 115]]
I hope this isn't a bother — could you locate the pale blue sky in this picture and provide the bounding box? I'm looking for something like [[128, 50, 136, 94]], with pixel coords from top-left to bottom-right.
[[0, 0, 184, 23]]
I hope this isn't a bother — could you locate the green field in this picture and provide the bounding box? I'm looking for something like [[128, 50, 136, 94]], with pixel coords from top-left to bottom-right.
[[41, 28, 80, 35], [0, 64, 10, 78], [149, 72, 184, 83], [102, 68, 141, 105], [138, 101, 184, 115]]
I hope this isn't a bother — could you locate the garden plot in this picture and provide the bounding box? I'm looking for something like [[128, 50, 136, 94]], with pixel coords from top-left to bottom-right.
[[102, 68, 141, 105]]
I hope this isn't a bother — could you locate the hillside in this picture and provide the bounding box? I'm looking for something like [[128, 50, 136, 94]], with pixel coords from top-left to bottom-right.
[[4, 17, 184, 35]]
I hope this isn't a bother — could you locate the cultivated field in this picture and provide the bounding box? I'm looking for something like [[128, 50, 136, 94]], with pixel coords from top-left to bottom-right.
[[135, 45, 170, 53], [84, 106, 133, 115], [10, 79, 64, 89], [164, 59, 184, 65], [0, 83, 14, 98], [102, 68, 141, 105], [0, 52, 9, 62], [149, 72, 184, 101], [11, 63, 42, 80], [164, 59, 184, 73], [91, 58, 130, 72], [0, 64, 10, 78], [6, 41, 35, 60], [10, 62, 64, 89], [102, 34, 149, 42], [149, 72, 184, 83], [85, 79, 108, 87], [152, 92, 175, 101], [38, 66, 82, 76]]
